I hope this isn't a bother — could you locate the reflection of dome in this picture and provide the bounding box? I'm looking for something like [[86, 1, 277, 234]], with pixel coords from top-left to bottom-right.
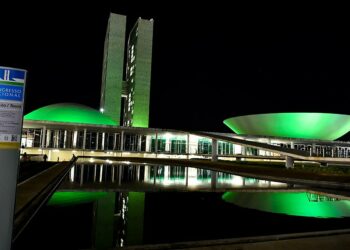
[[48, 192, 107, 206], [24, 103, 117, 126], [223, 113, 350, 140], [222, 192, 350, 218]]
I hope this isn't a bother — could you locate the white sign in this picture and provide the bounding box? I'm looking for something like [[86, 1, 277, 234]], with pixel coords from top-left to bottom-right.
[[0, 67, 26, 149]]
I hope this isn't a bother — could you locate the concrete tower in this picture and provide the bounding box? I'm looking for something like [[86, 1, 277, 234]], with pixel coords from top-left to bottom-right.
[[100, 13, 126, 125], [100, 14, 153, 128], [123, 18, 154, 128]]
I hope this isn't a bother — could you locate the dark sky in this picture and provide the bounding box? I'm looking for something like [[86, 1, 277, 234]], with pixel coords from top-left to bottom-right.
[[1, 3, 349, 133]]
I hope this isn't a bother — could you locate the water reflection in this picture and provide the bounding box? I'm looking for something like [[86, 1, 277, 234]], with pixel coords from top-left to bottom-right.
[[222, 192, 350, 218], [47, 191, 141, 248], [62, 164, 288, 191]]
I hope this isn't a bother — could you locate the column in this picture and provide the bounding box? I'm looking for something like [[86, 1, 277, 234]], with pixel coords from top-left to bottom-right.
[[82, 129, 87, 150], [120, 131, 124, 151], [137, 135, 142, 152], [165, 136, 170, 153], [113, 133, 117, 150], [63, 130, 67, 149], [72, 130, 78, 148], [45, 129, 51, 148], [101, 132, 105, 151], [41, 126, 46, 148], [96, 132, 99, 150], [290, 141, 294, 149], [145, 135, 151, 152], [212, 139, 218, 162], [241, 146, 246, 156], [285, 156, 294, 169], [54, 130, 59, 148], [155, 131, 158, 155], [186, 134, 190, 159]]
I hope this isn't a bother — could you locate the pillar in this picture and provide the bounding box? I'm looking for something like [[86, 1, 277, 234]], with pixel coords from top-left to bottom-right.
[[241, 146, 246, 156], [186, 133, 190, 159], [82, 129, 87, 150], [96, 132, 99, 150], [72, 130, 78, 148], [155, 131, 158, 155], [285, 156, 294, 169], [165, 135, 170, 153], [54, 130, 59, 148], [120, 131, 124, 151], [113, 133, 117, 150], [145, 135, 151, 152], [45, 129, 51, 148], [137, 135, 142, 152], [101, 132, 105, 151], [41, 126, 47, 148], [63, 130, 67, 149]]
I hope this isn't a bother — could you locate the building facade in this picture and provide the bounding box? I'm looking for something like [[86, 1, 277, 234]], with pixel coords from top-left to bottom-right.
[[100, 13, 153, 128]]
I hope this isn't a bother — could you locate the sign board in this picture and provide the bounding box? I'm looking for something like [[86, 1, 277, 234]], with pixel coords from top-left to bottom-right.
[[0, 66, 26, 249], [0, 67, 26, 149]]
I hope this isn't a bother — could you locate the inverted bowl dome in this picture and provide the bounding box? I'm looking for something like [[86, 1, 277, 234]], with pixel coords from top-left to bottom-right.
[[223, 113, 350, 140]]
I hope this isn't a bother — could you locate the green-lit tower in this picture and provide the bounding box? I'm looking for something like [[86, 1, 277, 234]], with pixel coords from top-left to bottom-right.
[[100, 13, 126, 125], [100, 14, 154, 128], [123, 18, 154, 128]]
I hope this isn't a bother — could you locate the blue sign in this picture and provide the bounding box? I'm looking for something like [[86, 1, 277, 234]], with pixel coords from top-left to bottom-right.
[[0, 68, 26, 83], [0, 84, 23, 101]]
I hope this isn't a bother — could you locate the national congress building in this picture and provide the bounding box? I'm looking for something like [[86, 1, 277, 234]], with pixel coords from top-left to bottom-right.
[[21, 13, 350, 167]]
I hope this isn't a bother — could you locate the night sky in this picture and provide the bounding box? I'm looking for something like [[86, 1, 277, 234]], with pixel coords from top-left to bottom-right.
[[1, 3, 349, 134]]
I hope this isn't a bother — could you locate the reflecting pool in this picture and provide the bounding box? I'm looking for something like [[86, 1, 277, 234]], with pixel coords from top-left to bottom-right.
[[13, 164, 350, 249]]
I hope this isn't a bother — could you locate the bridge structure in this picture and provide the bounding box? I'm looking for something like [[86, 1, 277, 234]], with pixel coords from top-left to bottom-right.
[[22, 119, 350, 169]]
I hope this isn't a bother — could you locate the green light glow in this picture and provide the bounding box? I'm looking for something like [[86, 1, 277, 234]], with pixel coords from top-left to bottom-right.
[[47, 191, 108, 206], [222, 192, 350, 218], [24, 103, 117, 126], [224, 113, 350, 140]]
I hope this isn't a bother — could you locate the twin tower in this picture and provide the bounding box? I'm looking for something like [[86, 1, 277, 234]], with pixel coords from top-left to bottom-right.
[[100, 13, 154, 128]]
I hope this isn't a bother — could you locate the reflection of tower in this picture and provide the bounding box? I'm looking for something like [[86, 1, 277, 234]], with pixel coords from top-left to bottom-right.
[[100, 13, 154, 128]]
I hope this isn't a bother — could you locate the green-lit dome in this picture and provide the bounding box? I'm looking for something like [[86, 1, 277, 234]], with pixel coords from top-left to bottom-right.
[[222, 192, 350, 218], [224, 113, 350, 140], [24, 103, 117, 126]]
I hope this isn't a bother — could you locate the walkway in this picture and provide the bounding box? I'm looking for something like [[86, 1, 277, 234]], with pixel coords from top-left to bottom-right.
[[13, 160, 75, 241]]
